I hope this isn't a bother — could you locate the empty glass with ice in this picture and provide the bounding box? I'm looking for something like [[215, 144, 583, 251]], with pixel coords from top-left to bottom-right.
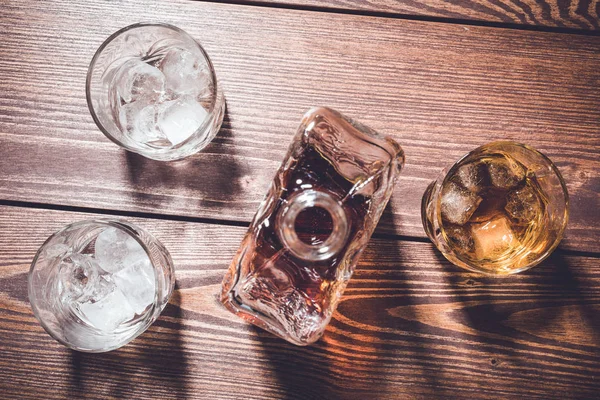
[[422, 142, 569, 275], [87, 23, 224, 161], [28, 220, 175, 352]]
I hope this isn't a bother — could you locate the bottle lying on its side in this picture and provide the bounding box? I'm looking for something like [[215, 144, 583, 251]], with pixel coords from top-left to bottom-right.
[[220, 107, 404, 346]]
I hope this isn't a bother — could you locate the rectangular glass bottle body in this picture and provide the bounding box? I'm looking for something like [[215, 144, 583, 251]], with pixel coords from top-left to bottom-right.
[[221, 107, 404, 345]]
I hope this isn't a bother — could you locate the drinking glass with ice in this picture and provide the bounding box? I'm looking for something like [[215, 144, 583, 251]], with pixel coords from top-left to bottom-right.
[[28, 220, 175, 352], [421, 142, 569, 275], [87, 23, 225, 161]]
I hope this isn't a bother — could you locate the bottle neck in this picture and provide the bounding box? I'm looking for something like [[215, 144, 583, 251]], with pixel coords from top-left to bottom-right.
[[276, 189, 349, 261]]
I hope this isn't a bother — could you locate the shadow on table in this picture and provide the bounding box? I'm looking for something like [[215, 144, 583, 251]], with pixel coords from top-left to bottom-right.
[[123, 104, 248, 210], [438, 243, 600, 369], [381, 205, 597, 395], [355, 202, 448, 397], [251, 325, 338, 400], [68, 284, 189, 399]]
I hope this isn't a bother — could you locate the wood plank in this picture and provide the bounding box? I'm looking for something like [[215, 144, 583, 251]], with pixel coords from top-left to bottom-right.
[[247, 0, 600, 30], [1, 205, 599, 398], [0, 0, 599, 252]]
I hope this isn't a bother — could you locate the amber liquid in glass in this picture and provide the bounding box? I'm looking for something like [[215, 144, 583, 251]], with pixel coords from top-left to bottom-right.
[[439, 153, 550, 273]]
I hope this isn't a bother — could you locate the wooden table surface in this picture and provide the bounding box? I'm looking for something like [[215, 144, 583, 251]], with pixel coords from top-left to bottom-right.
[[1, 0, 599, 399]]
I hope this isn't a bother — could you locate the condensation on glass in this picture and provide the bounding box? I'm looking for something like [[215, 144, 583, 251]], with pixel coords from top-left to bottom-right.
[[86, 23, 225, 161], [422, 141, 569, 275], [28, 219, 175, 352], [221, 107, 404, 346]]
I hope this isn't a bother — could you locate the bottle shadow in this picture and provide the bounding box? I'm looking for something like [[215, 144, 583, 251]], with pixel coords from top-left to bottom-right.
[[123, 104, 249, 213], [68, 284, 189, 399], [348, 202, 448, 397], [250, 325, 339, 400]]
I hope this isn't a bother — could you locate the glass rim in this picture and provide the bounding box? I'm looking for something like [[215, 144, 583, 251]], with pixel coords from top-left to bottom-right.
[[28, 218, 171, 352], [436, 140, 570, 275], [85, 22, 221, 158]]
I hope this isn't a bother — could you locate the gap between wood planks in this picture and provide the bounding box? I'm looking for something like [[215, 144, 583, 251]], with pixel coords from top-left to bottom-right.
[[1, 199, 598, 259], [198, 0, 600, 36]]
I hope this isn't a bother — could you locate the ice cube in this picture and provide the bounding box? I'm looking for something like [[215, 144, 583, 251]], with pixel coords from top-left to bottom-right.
[[118, 101, 171, 146], [505, 185, 543, 224], [471, 215, 519, 260], [83, 275, 116, 303], [445, 225, 474, 254], [487, 156, 525, 190], [114, 258, 156, 315], [112, 59, 165, 104], [469, 194, 506, 223], [440, 181, 483, 225], [95, 227, 148, 274], [157, 96, 208, 145], [58, 254, 100, 303], [455, 162, 487, 193], [159, 49, 210, 97], [78, 288, 136, 332]]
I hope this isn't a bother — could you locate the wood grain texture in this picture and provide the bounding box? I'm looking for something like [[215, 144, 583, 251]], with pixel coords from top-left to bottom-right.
[[0, 0, 599, 253], [247, 0, 600, 30], [1, 205, 599, 399]]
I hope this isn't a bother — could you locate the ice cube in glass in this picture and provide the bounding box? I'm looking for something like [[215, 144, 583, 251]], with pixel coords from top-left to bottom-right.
[[28, 220, 174, 352], [421, 141, 569, 275], [87, 23, 224, 161]]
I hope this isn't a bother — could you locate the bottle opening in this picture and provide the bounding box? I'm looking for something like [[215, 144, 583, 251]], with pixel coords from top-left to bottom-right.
[[277, 190, 349, 261], [294, 206, 334, 246]]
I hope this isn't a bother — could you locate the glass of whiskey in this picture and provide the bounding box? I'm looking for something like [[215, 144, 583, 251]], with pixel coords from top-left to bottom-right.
[[28, 219, 175, 352], [422, 141, 569, 275], [220, 107, 405, 345], [86, 23, 225, 161]]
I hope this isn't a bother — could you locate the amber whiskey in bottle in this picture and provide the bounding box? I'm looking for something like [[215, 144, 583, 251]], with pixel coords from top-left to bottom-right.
[[221, 107, 404, 345]]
